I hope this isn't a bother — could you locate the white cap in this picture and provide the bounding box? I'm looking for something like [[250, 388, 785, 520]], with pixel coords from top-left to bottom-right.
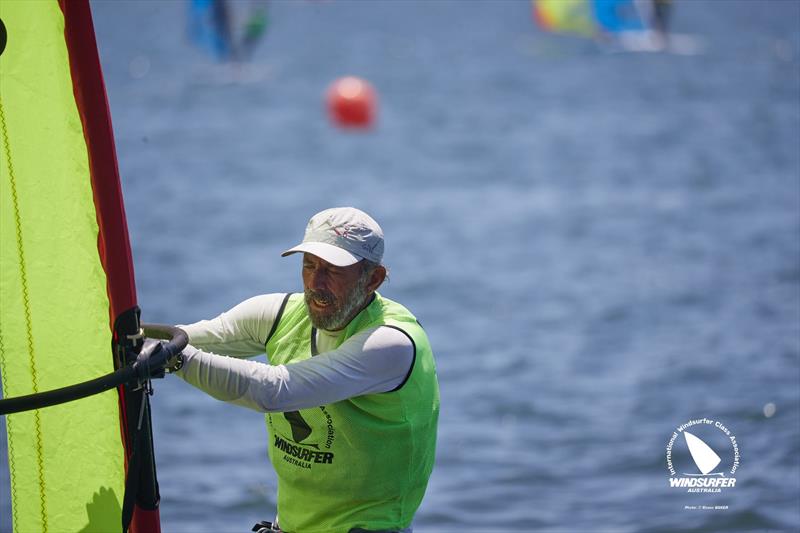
[[281, 207, 384, 267]]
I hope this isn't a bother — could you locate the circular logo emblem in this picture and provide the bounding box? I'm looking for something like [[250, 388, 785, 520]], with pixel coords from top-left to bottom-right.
[[268, 405, 337, 470], [666, 418, 740, 494]]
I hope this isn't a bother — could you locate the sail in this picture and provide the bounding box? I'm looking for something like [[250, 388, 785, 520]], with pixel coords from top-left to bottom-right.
[[592, 0, 645, 33], [532, 0, 597, 37], [189, 0, 236, 60], [188, 0, 271, 61], [532, 0, 646, 36], [684, 431, 722, 475], [0, 1, 159, 532]]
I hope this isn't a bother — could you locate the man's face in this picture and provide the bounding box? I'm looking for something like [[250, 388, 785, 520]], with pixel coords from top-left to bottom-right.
[[302, 253, 370, 330]]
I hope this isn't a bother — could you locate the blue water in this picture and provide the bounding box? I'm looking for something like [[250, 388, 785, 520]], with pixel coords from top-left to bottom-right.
[[2, 0, 799, 531]]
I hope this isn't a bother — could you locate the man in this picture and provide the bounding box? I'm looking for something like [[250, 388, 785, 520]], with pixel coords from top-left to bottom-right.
[[169, 207, 440, 533]]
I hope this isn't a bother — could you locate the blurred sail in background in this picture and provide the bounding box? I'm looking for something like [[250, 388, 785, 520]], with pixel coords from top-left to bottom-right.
[[188, 0, 269, 61], [532, 0, 598, 38], [531, 0, 694, 53], [595, 0, 647, 33], [533, 0, 646, 36]]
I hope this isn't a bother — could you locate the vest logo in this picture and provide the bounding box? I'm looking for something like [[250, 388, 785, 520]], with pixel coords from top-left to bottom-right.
[[270, 406, 337, 470], [666, 418, 740, 494], [284, 411, 313, 444]]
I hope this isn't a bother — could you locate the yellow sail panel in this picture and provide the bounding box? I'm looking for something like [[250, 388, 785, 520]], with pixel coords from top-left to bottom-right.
[[532, 0, 597, 37], [0, 2, 125, 532]]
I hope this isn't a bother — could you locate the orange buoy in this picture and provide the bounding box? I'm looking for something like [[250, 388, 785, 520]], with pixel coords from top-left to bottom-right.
[[326, 76, 376, 129]]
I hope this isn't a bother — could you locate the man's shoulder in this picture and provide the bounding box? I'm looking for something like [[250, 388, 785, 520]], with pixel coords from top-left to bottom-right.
[[374, 294, 421, 326], [226, 293, 298, 324], [242, 292, 292, 304]]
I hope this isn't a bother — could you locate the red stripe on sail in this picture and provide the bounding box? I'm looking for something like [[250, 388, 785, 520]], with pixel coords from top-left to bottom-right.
[[57, 0, 136, 320]]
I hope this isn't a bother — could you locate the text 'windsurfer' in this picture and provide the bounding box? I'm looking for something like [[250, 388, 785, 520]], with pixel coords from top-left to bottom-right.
[[163, 207, 440, 533]]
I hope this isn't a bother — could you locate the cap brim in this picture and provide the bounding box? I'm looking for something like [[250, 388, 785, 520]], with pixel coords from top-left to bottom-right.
[[281, 242, 361, 267]]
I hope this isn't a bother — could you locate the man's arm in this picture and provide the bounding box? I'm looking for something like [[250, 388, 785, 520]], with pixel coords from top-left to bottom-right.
[[179, 293, 287, 357], [173, 326, 414, 412]]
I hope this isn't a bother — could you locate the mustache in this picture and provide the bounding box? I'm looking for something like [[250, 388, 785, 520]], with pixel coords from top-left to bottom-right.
[[305, 289, 336, 305]]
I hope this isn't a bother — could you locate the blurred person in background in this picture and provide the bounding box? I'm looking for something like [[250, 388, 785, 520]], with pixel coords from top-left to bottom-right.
[[652, 0, 671, 35], [164, 207, 439, 533]]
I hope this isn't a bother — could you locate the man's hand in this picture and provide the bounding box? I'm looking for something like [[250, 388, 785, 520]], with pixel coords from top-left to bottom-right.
[[136, 338, 183, 379]]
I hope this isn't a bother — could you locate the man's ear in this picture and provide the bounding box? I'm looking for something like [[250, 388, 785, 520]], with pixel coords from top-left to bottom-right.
[[366, 265, 387, 293]]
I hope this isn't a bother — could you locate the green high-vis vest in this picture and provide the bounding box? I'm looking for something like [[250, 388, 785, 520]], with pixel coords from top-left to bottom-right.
[[265, 293, 439, 533]]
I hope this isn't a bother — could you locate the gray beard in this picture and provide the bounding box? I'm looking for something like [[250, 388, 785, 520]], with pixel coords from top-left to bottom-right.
[[304, 271, 371, 331]]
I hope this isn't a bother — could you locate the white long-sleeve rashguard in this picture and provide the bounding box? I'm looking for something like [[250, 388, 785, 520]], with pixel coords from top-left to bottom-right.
[[174, 293, 415, 413]]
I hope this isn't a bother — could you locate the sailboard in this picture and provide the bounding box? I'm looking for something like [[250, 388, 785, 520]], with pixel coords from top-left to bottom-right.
[[0, 1, 165, 531], [684, 431, 722, 475]]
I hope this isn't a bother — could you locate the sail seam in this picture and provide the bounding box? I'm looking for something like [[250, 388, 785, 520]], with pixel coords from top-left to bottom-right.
[[0, 95, 49, 532], [0, 328, 20, 531]]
